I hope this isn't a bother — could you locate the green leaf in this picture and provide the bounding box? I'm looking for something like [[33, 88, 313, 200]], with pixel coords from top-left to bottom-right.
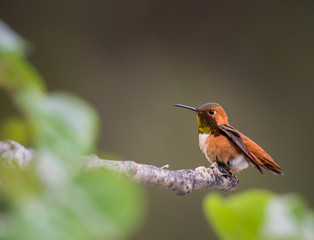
[[203, 190, 273, 240], [74, 169, 145, 236], [0, 116, 30, 146], [0, 20, 44, 96], [0, 55, 45, 94], [262, 194, 314, 240], [0, 167, 145, 240], [0, 20, 27, 55], [24, 92, 100, 158], [204, 191, 314, 240]]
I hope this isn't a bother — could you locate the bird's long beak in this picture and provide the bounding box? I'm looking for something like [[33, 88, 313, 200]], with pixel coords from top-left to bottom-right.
[[174, 104, 199, 112]]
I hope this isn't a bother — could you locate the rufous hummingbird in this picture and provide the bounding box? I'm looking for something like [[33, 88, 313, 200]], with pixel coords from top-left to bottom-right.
[[174, 102, 282, 174]]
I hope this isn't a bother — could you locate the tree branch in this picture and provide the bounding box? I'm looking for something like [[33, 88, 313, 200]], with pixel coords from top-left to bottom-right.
[[0, 140, 239, 195], [86, 156, 238, 195]]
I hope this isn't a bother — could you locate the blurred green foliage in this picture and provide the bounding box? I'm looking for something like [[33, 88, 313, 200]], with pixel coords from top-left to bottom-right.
[[0, 20, 145, 240], [204, 190, 314, 240], [0, 116, 29, 145]]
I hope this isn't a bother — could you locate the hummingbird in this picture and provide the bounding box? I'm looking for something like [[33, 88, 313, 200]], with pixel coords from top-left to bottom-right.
[[174, 102, 282, 174]]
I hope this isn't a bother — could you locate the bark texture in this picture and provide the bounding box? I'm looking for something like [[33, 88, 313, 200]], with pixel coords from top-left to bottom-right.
[[87, 157, 239, 195]]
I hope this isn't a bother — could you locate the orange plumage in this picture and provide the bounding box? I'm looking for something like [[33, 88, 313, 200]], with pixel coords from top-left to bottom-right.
[[174, 103, 282, 174]]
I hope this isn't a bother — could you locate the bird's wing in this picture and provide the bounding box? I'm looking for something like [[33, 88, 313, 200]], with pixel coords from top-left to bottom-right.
[[219, 125, 263, 173], [219, 125, 282, 175], [242, 135, 282, 175]]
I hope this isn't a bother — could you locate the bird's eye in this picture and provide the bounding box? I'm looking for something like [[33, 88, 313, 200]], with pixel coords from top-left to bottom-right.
[[209, 110, 215, 115]]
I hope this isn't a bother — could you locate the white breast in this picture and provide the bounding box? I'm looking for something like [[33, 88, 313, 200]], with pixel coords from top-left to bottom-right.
[[198, 133, 210, 153]]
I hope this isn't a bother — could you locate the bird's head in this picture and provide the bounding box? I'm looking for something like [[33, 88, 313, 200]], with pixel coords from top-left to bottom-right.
[[174, 102, 229, 134]]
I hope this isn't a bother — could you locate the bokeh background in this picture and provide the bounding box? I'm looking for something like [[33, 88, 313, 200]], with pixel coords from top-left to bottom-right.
[[0, 1, 313, 239]]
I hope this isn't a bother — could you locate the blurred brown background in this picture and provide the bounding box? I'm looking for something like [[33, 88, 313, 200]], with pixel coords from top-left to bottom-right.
[[0, 1, 313, 239]]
